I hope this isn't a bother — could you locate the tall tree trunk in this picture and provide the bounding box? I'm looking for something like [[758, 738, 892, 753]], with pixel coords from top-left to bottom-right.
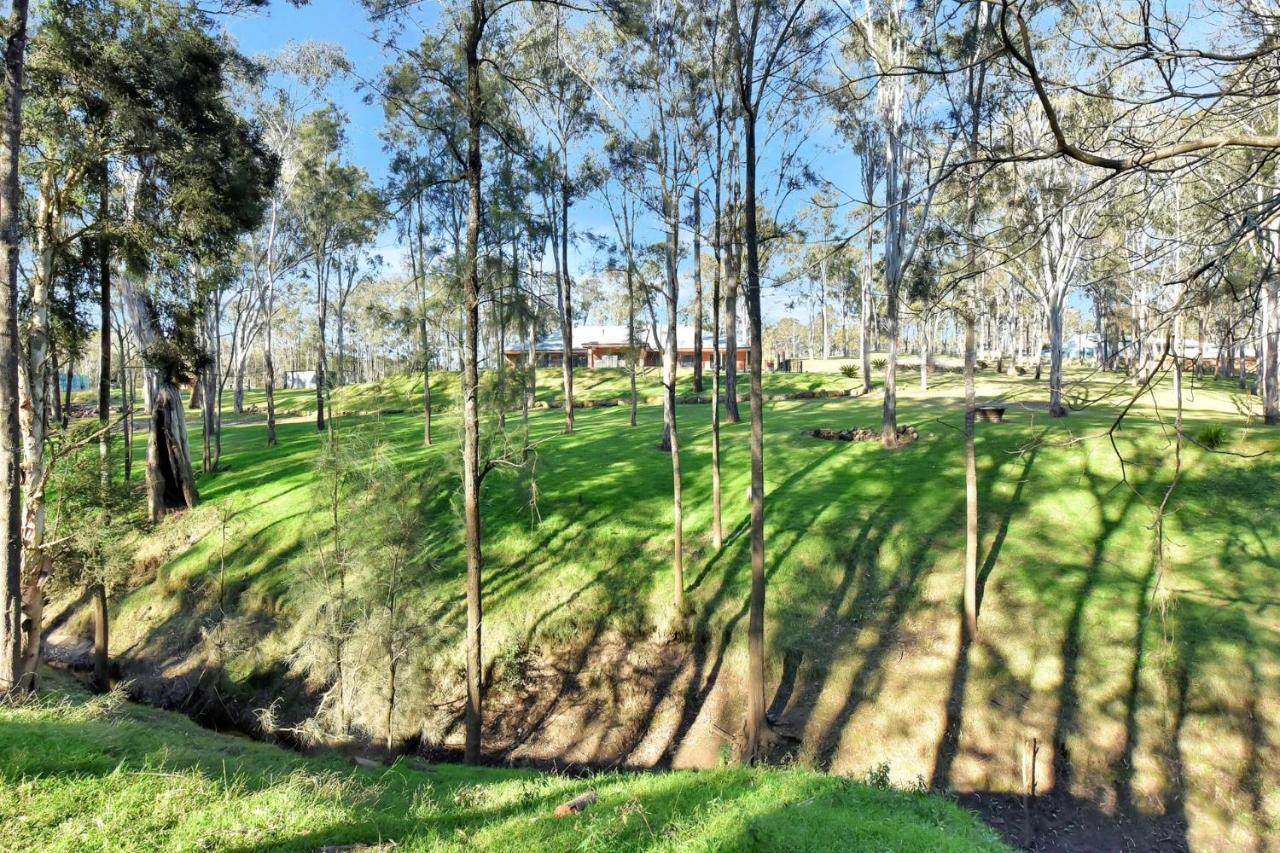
[[421, 316, 432, 445], [233, 354, 246, 416], [710, 115, 724, 551], [961, 10, 987, 639], [91, 582, 108, 692], [724, 237, 741, 423], [559, 179, 574, 434], [118, 339, 132, 482], [918, 311, 930, 391], [1048, 296, 1067, 417], [0, 0, 28, 693], [50, 350, 63, 427], [415, 194, 433, 447], [1264, 272, 1279, 424], [627, 250, 638, 427], [741, 90, 772, 764], [98, 166, 113, 481], [19, 167, 57, 690], [692, 188, 704, 393], [860, 219, 873, 393], [315, 257, 327, 432], [336, 295, 346, 389], [659, 171, 684, 617], [820, 249, 830, 359], [881, 281, 900, 446], [461, 6, 485, 765], [145, 381, 198, 523]]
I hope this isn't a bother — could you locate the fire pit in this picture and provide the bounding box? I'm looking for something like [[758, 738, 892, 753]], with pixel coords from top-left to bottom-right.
[[976, 406, 1006, 423]]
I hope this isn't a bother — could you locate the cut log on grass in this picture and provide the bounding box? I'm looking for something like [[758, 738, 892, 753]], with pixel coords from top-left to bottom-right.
[[554, 790, 598, 817]]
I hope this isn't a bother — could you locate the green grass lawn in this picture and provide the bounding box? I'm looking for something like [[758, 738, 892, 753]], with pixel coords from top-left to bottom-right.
[[47, 364, 1280, 851], [230, 365, 861, 417], [0, 673, 1008, 852]]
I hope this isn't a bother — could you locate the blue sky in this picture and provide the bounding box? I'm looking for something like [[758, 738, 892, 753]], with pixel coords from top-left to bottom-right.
[[221, 1, 864, 325]]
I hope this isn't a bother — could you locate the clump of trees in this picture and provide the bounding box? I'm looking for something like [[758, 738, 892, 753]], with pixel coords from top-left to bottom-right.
[[3, 0, 1277, 786]]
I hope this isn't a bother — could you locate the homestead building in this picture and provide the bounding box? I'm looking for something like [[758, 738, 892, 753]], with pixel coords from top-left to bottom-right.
[[503, 324, 750, 371]]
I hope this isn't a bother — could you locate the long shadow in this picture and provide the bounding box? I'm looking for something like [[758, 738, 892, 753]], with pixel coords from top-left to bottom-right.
[[1113, 552, 1158, 814], [1050, 471, 1140, 793], [814, 511, 957, 770], [976, 440, 1041, 611], [931, 436, 1040, 790], [626, 427, 872, 765], [930, 616, 973, 790], [764, 497, 896, 746]]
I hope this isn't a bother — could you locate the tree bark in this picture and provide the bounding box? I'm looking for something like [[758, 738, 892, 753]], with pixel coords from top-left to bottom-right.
[[1047, 297, 1067, 417], [741, 91, 770, 765], [881, 281, 900, 446], [658, 159, 684, 617], [0, 0, 28, 694], [91, 582, 109, 692], [19, 165, 56, 691], [692, 187, 704, 393], [558, 178, 574, 434], [145, 381, 199, 523], [724, 224, 741, 422], [461, 3, 485, 764], [1264, 272, 1279, 424], [860, 216, 873, 393], [315, 255, 328, 432]]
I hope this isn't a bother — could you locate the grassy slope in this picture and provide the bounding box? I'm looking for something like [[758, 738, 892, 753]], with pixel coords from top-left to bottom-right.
[[74, 366, 1280, 850], [1, 673, 1007, 852], [242, 366, 862, 417]]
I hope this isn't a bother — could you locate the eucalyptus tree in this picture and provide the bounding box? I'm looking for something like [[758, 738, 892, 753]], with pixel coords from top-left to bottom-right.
[[291, 106, 382, 432], [14, 0, 273, 686], [0, 0, 29, 699], [386, 147, 443, 445], [1001, 105, 1111, 417], [517, 7, 597, 435], [725, 0, 831, 762], [241, 45, 343, 447], [840, 0, 954, 446], [998, 0, 1280, 420], [586, 0, 705, 620], [600, 137, 647, 426], [368, 0, 540, 765]]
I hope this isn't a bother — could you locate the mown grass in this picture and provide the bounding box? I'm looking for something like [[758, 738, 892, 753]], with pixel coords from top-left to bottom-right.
[[60, 364, 1280, 850], [0, 673, 1008, 852], [235, 366, 862, 417]]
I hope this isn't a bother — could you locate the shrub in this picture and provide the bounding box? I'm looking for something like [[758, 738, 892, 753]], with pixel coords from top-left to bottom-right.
[[840, 363, 860, 378], [1195, 423, 1226, 449], [865, 762, 892, 790], [871, 357, 888, 370]]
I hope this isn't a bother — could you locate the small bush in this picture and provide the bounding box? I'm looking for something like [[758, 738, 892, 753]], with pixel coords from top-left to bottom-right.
[[865, 761, 892, 789], [1195, 423, 1226, 449], [871, 357, 888, 370], [839, 363, 860, 378]]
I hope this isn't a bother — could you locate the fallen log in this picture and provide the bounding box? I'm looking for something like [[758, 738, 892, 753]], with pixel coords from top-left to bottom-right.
[[555, 790, 599, 817]]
